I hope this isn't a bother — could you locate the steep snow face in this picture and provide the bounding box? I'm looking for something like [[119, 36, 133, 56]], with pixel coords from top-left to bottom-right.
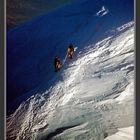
[[7, 0, 134, 105], [7, 22, 134, 140]]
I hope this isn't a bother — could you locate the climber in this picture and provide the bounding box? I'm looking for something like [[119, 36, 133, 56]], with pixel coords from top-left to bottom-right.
[[67, 43, 74, 59], [54, 56, 62, 72]]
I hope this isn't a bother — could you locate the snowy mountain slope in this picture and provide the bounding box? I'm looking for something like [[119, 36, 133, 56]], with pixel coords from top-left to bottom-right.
[[7, 22, 134, 140], [7, 0, 134, 108], [104, 126, 134, 140]]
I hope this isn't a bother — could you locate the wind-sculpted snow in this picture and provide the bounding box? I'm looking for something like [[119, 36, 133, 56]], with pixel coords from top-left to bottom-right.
[[7, 23, 134, 140]]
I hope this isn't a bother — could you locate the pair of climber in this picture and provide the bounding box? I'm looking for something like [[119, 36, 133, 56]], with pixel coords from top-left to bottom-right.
[[54, 44, 74, 72]]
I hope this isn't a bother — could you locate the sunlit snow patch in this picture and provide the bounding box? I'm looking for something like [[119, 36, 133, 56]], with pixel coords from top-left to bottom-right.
[[96, 6, 109, 17]]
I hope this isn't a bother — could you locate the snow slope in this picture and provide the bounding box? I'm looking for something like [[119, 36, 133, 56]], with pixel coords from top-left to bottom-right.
[[105, 126, 134, 140], [7, 22, 134, 140], [7, 0, 134, 108]]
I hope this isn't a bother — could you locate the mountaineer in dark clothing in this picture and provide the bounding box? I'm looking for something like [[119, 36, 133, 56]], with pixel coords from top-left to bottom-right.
[[54, 56, 62, 72]]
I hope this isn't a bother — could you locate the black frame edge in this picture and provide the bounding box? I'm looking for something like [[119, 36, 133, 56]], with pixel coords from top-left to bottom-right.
[[0, 0, 5, 139]]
